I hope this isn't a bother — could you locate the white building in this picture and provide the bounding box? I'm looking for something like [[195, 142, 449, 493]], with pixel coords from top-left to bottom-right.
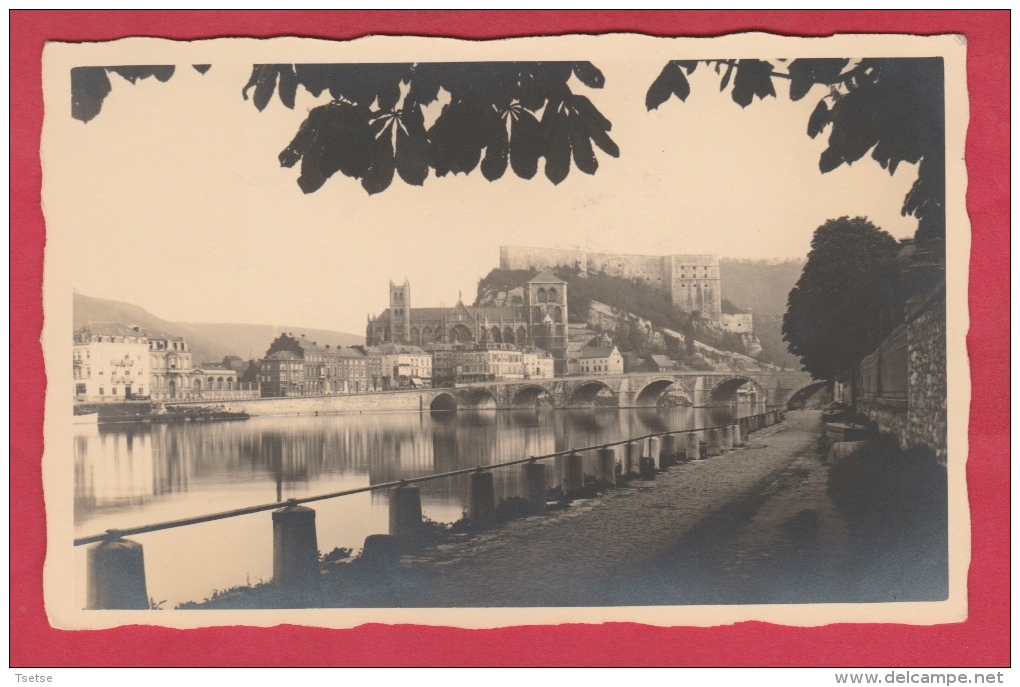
[[73, 323, 152, 402], [522, 346, 555, 379], [573, 345, 624, 376], [720, 312, 754, 334], [371, 343, 433, 389], [457, 344, 524, 383]]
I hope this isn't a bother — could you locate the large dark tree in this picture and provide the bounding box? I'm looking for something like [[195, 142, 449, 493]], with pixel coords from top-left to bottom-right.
[[647, 58, 946, 242], [782, 216, 902, 404]]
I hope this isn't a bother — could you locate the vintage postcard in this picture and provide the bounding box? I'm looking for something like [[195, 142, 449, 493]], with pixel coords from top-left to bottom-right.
[[41, 32, 969, 631]]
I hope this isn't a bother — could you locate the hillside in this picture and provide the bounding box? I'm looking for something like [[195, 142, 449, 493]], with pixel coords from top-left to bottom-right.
[[719, 259, 805, 316], [477, 268, 692, 332], [177, 322, 364, 361], [476, 265, 805, 369], [73, 293, 363, 364]]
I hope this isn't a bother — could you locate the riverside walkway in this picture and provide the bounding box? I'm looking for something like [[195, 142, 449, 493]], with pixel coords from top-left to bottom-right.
[[190, 409, 938, 608]]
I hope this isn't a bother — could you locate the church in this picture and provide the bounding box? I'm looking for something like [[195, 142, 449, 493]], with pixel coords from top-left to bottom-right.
[[366, 272, 569, 374]]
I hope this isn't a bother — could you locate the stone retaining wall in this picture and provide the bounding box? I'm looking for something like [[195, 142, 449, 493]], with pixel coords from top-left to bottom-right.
[[171, 390, 429, 417], [858, 284, 947, 463]]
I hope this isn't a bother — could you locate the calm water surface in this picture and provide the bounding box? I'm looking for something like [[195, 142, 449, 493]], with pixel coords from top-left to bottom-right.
[[73, 404, 761, 607]]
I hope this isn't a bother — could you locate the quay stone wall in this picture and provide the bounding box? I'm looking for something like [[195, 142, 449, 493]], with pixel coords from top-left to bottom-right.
[[171, 390, 429, 417], [906, 289, 948, 463], [857, 286, 947, 464]]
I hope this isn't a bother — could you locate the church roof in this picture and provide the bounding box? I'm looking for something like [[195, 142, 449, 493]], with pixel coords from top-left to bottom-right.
[[374, 305, 528, 324], [468, 305, 529, 321], [528, 270, 566, 284]]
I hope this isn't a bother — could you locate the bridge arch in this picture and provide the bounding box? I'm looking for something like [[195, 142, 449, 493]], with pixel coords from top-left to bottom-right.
[[709, 376, 767, 404], [634, 377, 693, 406], [429, 392, 458, 413], [786, 381, 829, 410], [567, 379, 618, 406], [461, 388, 498, 409], [510, 384, 553, 408]]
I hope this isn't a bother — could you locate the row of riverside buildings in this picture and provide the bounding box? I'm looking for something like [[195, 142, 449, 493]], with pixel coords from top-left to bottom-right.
[[72, 325, 559, 404], [73, 266, 694, 404], [73, 323, 259, 403]]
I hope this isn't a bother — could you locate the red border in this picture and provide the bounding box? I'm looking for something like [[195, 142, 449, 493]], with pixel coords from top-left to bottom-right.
[[11, 11, 1009, 667]]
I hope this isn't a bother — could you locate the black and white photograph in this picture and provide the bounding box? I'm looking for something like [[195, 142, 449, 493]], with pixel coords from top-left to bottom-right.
[[42, 32, 969, 629]]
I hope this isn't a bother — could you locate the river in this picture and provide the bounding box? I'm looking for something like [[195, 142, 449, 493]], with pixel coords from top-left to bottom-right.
[[73, 404, 762, 608]]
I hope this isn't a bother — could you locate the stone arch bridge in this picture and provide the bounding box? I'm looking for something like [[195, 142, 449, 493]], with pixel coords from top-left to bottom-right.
[[427, 371, 816, 412]]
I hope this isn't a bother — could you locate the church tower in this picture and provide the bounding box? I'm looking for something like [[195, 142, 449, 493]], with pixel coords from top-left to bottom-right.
[[524, 271, 568, 375], [389, 278, 411, 343]]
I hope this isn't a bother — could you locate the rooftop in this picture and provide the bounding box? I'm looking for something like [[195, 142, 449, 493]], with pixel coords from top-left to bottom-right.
[[576, 345, 619, 359]]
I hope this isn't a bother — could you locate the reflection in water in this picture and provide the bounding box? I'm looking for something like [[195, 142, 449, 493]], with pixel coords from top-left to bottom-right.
[[73, 403, 763, 606]]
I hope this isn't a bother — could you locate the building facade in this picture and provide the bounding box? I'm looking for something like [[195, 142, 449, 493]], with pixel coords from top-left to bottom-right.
[[369, 343, 433, 390], [366, 271, 569, 374], [259, 334, 379, 397], [259, 350, 304, 397], [456, 343, 524, 384], [521, 346, 555, 379], [573, 345, 624, 376], [73, 323, 152, 402], [190, 364, 242, 396], [148, 332, 194, 401]]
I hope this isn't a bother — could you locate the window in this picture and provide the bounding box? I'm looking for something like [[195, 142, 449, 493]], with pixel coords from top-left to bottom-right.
[[75, 383, 86, 395], [99, 388, 104, 395]]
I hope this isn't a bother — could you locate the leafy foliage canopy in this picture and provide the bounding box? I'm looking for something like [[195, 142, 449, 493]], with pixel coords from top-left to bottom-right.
[[242, 62, 619, 194], [646, 58, 946, 240]]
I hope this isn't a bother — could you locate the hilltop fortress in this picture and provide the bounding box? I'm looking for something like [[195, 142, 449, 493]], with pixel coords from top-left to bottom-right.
[[499, 245, 722, 322]]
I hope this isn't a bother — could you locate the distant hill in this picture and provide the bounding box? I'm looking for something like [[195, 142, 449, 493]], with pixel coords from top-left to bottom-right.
[[177, 322, 365, 362], [719, 259, 805, 316], [73, 293, 363, 364]]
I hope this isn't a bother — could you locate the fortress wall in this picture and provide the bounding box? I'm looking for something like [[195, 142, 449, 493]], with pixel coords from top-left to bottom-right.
[[500, 246, 587, 272], [586, 252, 672, 294], [499, 246, 723, 322]]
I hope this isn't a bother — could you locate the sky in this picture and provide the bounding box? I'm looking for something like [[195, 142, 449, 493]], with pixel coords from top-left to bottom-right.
[[50, 47, 921, 335]]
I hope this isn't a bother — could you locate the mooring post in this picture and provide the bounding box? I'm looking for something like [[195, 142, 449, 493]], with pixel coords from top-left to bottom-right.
[[624, 441, 639, 475], [660, 434, 675, 467], [732, 422, 743, 447], [765, 411, 774, 427], [272, 502, 319, 587], [523, 461, 548, 511], [685, 432, 700, 462], [469, 469, 497, 524], [562, 451, 585, 494], [721, 425, 733, 452], [86, 534, 149, 610], [596, 446, 617, 485], [645, 436, 661, 470], [389, 482, 423, 539], [707, 428, 723, 456], [639, 455, 656, 479]]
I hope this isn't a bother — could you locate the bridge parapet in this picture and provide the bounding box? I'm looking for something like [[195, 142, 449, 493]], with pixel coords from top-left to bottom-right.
[[439, 370, 813, 410]]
